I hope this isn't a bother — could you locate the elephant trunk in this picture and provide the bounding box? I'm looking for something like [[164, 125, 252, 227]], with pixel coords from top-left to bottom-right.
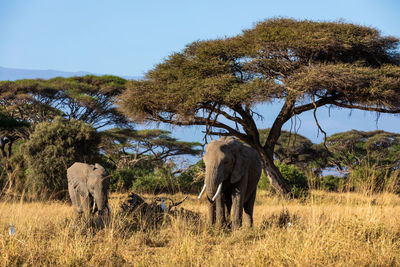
[[205, 164, 224, 202], [93, 190, 107, 212]]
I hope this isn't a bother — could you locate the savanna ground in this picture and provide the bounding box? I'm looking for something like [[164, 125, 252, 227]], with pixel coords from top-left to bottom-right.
[[1, 190, 400, 266]]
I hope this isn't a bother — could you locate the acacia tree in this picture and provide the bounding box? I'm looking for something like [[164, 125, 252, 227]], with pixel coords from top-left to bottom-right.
[[100, 128, 201, 169], [258, 128, 325, 170], [0, 75, 129, 192], [0, 75, 129, 130], [0, 113, 30, 190], [119, 19, 400, 194], [323, 130, 400, 172]]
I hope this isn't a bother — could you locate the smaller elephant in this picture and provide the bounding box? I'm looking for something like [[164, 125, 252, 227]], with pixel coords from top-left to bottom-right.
[[198, 137, 262, 230], [67, 162, 111, 215]]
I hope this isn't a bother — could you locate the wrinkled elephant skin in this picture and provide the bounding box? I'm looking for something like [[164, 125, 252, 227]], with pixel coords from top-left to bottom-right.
[[202, 137, 261, 230]]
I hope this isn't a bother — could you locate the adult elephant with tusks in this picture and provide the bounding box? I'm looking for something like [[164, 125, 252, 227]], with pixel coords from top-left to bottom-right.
[[198, 137, 261, 230], [67, 162, 111, 216]]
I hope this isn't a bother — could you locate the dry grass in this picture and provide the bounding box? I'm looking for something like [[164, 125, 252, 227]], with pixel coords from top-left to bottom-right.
[[1, 190, 400, 266]]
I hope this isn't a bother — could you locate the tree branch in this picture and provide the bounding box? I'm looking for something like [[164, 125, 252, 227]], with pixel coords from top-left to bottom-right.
[[292, 95, 339, 115], [333, 102, 400, 113], [148, 110, 249, 141]]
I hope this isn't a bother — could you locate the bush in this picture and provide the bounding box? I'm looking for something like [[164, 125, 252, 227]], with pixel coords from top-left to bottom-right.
[[275, 161, 308, 190], [175, 160, 204, 193], [347, 163, 390, 193], [257, 171, 270, 191], [111, 160, 205, 195], [109, 168, 137, 192], [258, 161, 308, 196], [131, 167, 175, 194], [319, 175, 346, 192], [22, 117, 100, 199]]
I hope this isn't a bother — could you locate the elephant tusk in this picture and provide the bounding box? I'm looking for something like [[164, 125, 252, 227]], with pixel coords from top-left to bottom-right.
[[107, 203, 112, 213], [212, 183, 223, 202], [92, 201, 96, 213], [198, 184, 206, 199]]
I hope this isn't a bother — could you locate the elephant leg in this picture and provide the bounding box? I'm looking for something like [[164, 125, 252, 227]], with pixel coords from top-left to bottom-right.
[[231, 188, 244, 230], [243, 189, 257, 227], [225, 193, 232, 223], [215, 194, 225, 227], [208, 201, 216, 225], [80, 193, 91, 214], [68, 182, 83, 214]]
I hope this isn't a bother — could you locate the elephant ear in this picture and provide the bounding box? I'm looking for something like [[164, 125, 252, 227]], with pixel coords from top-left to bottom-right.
[[230, 143, 247, 184], [70, 174, 89, 195]]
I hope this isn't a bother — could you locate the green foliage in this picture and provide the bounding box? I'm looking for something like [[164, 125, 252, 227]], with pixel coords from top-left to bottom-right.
[[346, 162, 391, 193], [259, 128, 325, 170], [108, 160, 205, 194], [258, 161, 308, 194], [175, 160, 205, 193], [323, 130, 400, 172], [22, 117, 100, 199], [0, 75, 128, 129], [276, 161, 308, 189], [109, 168, 137, 192], [120, 18, 400, 123], [0, 112, 30, 130], [101, 128, 201, 168], [257, 171, 271, 191], [319, 175, 346, 192], [131, 166, 176, 194]]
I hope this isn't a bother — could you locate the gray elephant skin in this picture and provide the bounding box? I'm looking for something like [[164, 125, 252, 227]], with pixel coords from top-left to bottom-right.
[[198, 137, 262, 229], [67, 162, 111, 215]]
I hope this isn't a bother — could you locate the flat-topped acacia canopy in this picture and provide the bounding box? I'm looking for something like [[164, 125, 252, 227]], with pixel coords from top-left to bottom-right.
[[119, 18, 400, 195]]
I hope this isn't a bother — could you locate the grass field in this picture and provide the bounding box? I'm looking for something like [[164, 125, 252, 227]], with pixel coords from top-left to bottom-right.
[[1, 190, 400, 266]]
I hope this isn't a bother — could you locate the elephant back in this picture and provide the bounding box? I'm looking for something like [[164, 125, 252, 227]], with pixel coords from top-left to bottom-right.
[[67, 162, 93, 181]]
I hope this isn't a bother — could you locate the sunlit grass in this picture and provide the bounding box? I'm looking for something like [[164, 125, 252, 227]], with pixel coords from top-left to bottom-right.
[[1, 190, 400, 266]]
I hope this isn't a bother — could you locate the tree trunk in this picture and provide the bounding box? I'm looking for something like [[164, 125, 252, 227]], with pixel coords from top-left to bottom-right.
[[258, 148, 292, 195]]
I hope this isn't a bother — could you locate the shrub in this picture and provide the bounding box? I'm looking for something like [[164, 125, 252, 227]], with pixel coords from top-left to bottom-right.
[[131, 167, 173, 194], [257, 171, 270, 191], [347, 162, 389, 193], [175, 160, 204, 193], [258, 161, 308, 196], [23, 117, 100, 199], [319, 175, 346, 192], [109, 168, 137, 192]]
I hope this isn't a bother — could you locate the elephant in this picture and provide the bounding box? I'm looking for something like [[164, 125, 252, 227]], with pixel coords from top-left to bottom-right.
[[67, 162, 111, 216], [198, 136, 262, 230]]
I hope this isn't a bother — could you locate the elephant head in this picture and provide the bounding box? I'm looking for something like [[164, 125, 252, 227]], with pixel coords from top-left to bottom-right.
[[88, 163, 110, 214], [67, 162, 111, 215], [199, 137, 246, 202]]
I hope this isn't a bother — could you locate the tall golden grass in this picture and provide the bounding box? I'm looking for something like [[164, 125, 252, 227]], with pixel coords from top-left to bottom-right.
[[1, 190, 400, 266]]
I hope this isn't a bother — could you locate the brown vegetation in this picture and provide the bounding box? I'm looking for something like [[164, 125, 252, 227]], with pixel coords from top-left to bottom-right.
[[2, 190, 400, 266]]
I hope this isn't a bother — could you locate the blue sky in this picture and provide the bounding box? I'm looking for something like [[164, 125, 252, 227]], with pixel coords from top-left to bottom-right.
[[1, 0, 400, 147], [1, 0, 399, 76]]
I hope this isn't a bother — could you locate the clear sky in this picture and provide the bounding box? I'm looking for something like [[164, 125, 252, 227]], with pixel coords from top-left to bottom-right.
[[1, 0, 400, 147], [1, 0, 399, 77]]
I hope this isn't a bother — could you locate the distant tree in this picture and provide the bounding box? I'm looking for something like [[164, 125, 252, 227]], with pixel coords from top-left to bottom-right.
[[46, 75, 129, 129], [0, 75, 129, 130], [323, 130, 400, 172], [0, 112, 30, 191], [119, 18, 400, 194], [259, 128, 324, 171], [101, 128, 201, 169], [22, 117, 100, 199]]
